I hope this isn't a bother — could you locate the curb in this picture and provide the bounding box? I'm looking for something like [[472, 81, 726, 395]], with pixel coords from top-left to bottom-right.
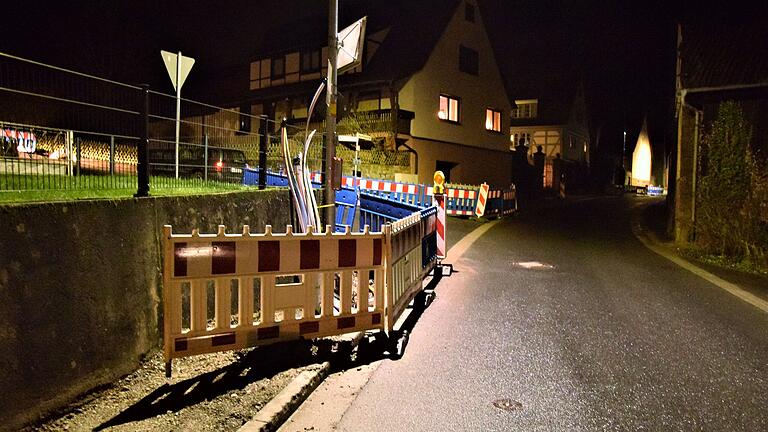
[[631, 203, 768, 313], [237, 331, 365, 432]]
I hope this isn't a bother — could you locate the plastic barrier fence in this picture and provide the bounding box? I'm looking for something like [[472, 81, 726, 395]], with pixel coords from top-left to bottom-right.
[[358, 192, 424, 232], [243, 168, 488, 217], [161, 208, 441, 374], [162, 224, 386, 366], [484, 186, 517, 218], [386, 207, 438, 326]]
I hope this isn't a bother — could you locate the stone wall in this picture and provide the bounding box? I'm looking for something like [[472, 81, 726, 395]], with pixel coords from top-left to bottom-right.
[[0, 189, 292, 430]]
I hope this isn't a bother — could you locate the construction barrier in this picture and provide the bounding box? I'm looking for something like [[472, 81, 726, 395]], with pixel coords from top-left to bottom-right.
[[474, 183, 490, 217], [386, 207, 438, 327], [162, 224, 386, 369], [243, 168, 485, 217], [242, 168, 519, 221], [484, 186, 517, 218], [162, 209, 440, 375]]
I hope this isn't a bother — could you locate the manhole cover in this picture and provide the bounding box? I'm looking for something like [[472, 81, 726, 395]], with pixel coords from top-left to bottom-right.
[[492, 398, 523, 412]]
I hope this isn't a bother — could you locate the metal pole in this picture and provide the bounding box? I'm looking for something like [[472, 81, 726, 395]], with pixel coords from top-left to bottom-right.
[[76, 137, 81, 177], [66, 130, 73, 176], [135, 84, 150, 197], [258, 116, 268, 190], [204, 134, 209, 182], [109, 135, 115, 176], [324, 0, 338, 228], [175, 51, 182, 179]]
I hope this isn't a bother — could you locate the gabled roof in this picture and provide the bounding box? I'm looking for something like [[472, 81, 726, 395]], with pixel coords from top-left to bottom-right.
[[508, 69, 582, 127], [248, 0, 461, 88], [680, 17, 768, 89]]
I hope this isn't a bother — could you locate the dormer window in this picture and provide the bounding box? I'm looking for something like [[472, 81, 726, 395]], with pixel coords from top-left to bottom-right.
[[512, 99, 538, 119]]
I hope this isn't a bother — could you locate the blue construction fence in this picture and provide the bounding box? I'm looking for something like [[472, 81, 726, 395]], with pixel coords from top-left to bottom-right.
[[242, 168, 516, 231]]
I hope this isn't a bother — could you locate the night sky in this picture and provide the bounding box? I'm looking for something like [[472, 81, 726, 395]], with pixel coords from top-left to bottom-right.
[[3, 1, 758, 163]]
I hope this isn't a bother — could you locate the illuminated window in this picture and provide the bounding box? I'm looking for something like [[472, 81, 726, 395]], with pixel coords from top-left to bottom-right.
[[511, 100, 538, 119], [485, 108, 502, 132], [459, 45, 479, 76], [438, 94, 460, 123]]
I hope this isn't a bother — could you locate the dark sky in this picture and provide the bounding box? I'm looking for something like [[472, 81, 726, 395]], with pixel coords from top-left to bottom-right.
[[1, 1, 703, 159], [480, 0, 677, 159]]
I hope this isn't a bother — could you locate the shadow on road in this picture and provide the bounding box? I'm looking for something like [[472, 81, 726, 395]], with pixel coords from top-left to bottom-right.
[[96, 274, 444, 430]]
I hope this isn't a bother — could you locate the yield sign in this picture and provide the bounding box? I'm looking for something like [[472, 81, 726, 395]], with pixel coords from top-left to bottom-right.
[[161, 50, 195, 92], [337, 16, 367, 74]]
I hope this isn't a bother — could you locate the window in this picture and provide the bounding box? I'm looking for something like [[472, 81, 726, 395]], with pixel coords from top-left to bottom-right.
[[510, 132, 531, 147], [238, 104, 251, 134], [438, 94, 460, 123], [511, 100, 538, 118], [459, 45, 479, 76], [465, 2, 475, 22], [301, 49, 321, 74], [271, 56, 285, 79], [485, 108, 502, 132]]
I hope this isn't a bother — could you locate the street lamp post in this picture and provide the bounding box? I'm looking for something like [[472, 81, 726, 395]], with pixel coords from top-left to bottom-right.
[[324, 0, 338, 228]]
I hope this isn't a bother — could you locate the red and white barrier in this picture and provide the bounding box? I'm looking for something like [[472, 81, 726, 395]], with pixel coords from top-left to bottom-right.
[[474, 183, 490, 217], [435, 194, 446, 259]]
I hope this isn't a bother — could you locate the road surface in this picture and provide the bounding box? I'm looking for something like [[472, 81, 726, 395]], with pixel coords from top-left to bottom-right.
[[281, 196, 768, 432]]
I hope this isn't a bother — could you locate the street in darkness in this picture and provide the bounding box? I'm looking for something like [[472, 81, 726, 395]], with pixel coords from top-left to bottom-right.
[[283, 196, 768, 431]]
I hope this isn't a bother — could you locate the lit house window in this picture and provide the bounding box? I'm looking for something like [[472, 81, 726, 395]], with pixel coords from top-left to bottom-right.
[[485, 108, 502, 132], [438, 94, 460, 123], [511, 99, 538, 119]]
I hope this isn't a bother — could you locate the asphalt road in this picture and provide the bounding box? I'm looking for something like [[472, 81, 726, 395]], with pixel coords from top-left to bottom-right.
[[329, 196, 768, 431]]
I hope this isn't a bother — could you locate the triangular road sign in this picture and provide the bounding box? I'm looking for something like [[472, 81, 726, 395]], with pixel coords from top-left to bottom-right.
[[161, 50, 195, 92], [337, 16, 366, 73]]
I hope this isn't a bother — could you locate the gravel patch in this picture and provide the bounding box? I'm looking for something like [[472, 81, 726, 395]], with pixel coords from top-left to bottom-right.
[[24, 340, 344, 432]]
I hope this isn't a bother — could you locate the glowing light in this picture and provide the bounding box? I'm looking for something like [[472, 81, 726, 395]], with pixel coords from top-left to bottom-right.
[[512, 261, 554, 269], [631, 119, 652, 187], [438, 110, 447, 120], [216, 160, 223, 171], [176, 246, 213, 258]]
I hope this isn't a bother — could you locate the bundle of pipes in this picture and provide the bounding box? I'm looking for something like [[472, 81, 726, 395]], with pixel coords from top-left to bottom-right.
[[282, 81, 327, 233]]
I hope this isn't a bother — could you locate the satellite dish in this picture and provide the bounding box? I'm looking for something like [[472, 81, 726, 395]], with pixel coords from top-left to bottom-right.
[[337, 16, 367, 73]]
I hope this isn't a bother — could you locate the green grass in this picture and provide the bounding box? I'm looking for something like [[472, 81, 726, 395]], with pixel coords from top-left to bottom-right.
[[0, 173, 258, 203], [679, 247, 768, 277]]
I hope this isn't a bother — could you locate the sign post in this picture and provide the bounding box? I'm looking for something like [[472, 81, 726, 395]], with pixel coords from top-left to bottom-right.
[[433, 170, 446, 259], [161, 50, 195, 179]]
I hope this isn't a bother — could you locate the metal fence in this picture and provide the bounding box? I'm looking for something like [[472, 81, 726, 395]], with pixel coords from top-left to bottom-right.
[[0, 51, 412, 201], [0, 51, 305, 199]]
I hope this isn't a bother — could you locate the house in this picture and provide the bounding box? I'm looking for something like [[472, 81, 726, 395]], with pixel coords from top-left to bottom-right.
[[508, 83, 590, 188], [202, 0, 513, 187], [673, 16, 768, 243]]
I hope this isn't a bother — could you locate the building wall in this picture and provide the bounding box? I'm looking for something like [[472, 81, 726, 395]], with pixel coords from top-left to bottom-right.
[[0, 190, 292, 430], [398, 0, 512, 152], [510, 125, 564, 159], [409, 137, 512, 188], [674, 104, 698, 243]]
